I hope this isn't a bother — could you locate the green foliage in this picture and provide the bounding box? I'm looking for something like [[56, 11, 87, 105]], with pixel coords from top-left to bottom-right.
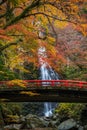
[[55, 103, 85, 121], [1, 103, 22, 116], [62, 66, 87, 81], [82, 8, 87, 14], [8, 103, 22, 116], [0, 65, 19, 81], [0, 53, 20, 80], [0, 103, 22, 124], [24, 62, 39, 80], [0, 69, 19, 81], [1, 104, 13, 116], [22, 102, 52, 116], [5, 114, 20, 124], [8, 0, 19, 6]]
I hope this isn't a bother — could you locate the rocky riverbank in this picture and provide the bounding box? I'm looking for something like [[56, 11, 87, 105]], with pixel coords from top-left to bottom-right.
[[2, 113, 87, 130]]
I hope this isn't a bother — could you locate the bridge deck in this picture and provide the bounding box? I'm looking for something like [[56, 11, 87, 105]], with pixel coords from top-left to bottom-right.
[[0, 88, 87, 102], [0, 80, 87, 102]]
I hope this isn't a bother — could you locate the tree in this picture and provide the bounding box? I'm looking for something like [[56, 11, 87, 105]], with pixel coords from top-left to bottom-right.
[[0, 0, 87, 78], [0, 0, 86, 49], [55, 103, 85, 121], [54, 24, 87, 69]]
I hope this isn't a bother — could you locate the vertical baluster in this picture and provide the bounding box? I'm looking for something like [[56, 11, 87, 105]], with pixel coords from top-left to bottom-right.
[[64, 80, 69, 87], [37, 80, 40, 87], [36, 80, 38, 87], [51, 80, 54, 87], [79, 82, 83, 88]]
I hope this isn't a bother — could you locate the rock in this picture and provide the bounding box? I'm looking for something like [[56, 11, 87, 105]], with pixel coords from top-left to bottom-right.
[[48, 121, 55, 128], [58, 118, 76, 130], [78, 126, 84, 130], [52, 113, 59, 120], [48, 119, 60, 128], [4, 124, 22, 130], [22, 102, 57, 116], [84, 125, 87, 130], [80, 105, 87, 125], [30, 128, 57, 130], [19, 115, 25, 122], [26, 114, 46, 129], [22, 102, 45, 116]]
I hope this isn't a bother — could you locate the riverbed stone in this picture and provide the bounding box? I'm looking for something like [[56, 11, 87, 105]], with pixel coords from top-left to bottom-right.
[[4, 124, 22, 130], [52, 113, 59, 120], [78, 126, 84, 130], [84, 125, 87, 130], [58, 118, 76, 130], [26, 114, 46, 128], [47, 119, 60, 128], [19, 115, 25, 122], [29, 128, 57, 130]]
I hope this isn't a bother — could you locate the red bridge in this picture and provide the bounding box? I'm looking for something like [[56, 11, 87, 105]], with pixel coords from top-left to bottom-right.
[[0, 80, 87, 102]]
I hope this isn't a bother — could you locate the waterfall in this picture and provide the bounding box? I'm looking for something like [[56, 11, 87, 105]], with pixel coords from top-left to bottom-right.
[[44, 102, 52, 117], [38, 46, 59, 117]]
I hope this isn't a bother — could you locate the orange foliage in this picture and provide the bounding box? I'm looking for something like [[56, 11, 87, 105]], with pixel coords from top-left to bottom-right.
[[0, 0, 87, 72]]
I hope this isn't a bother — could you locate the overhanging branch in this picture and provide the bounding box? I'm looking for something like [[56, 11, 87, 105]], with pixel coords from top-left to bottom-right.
[[25, 12, 78, 25], [4, 0, 43, 29]]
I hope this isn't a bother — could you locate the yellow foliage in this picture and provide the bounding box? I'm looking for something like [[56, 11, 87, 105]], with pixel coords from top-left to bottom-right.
[[46, 44, 57, 58], [0, 99, 9, 102], [5, 115, 20, 123], [7, 79, 27, 88], [54, 21, 68, 29], [20, 91, 40, 96], [80, 24, 87, 36], [0, 71, 5, 74], [0, 0, 87, 73], [48, 37, 55, 44]]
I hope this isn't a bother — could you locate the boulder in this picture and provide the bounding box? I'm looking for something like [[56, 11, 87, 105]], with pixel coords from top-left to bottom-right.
[[58, 118, 76, 130], [30, 128, 57, 130], [52, 113, 59, 120], [26, 114, 46, 129], [19, 115, 25, 122], [48, 119, 60, 128], [78, 126, 84, 130], [4, 124, 22, 130], [84, 125, 87, 130]]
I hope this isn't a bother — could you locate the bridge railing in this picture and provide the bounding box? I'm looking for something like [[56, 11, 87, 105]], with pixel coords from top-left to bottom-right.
[[0, 80, 87, 90], [25, 80, 87, 88]]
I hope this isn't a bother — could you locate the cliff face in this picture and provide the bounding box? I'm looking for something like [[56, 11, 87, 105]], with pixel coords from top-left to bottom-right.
[[22, 102, 57, 116]]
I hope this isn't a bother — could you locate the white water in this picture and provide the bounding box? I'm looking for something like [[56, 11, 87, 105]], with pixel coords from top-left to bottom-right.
[[38, 46, 59, 117], [44, 102, 52, 117]]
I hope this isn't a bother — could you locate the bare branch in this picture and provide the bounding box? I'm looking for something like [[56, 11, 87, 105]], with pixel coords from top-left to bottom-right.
[[4, 0, 43, 29], [25, 12, 78, 24], [46, 17, 58, 45]]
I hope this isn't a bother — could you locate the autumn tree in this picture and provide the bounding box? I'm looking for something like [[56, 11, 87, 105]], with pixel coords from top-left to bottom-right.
[[0, 0, 87, 79]]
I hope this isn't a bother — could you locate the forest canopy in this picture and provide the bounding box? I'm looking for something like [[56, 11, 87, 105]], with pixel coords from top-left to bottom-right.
[[0, 0, 87, 80]]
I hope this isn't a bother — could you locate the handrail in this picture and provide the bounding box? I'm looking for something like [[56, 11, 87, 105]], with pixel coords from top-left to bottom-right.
[[0, 80, 87, 89]]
